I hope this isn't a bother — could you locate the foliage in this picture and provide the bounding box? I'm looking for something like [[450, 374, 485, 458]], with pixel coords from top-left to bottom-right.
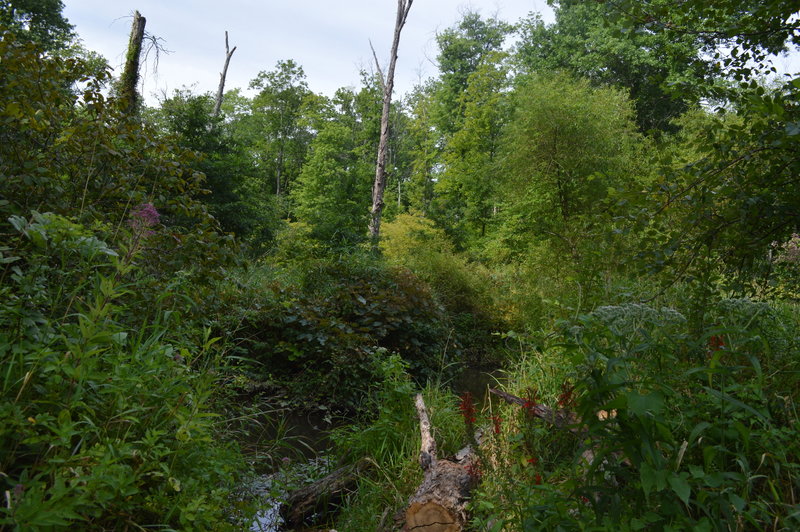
[[155, 88, 282, 248], [515, 1, 712, 132], [290, 83, 381, 246], [214, 250, 452, 409], [472, 299, 800, 530], [0, 35, 235, 294], [491, 73, 648, 303], [0, 0, 73, 50], [0, 211, 250, 529], [380, 213, 504, 359]]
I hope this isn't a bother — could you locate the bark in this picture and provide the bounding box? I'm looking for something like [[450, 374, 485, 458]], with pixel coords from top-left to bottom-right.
[[213, 31, 237, 118], [403, 394, 479, 532], [369, 0, 414, 245], [120, 10, 146, 114], [280, 458, 373, 528]]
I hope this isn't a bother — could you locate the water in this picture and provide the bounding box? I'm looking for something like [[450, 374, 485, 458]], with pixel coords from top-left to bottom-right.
[[237, 367, 505, 530]]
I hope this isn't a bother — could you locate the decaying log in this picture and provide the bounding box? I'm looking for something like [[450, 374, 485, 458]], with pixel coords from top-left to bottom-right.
[[280, 458, 372, 528], [403, 394, 479, 532], [489, 388, 579, 431]]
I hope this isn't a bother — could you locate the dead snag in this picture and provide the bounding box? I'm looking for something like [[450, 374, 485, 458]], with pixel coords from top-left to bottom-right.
[[404, 394, 479, 532], [213, 31, 237, 118]]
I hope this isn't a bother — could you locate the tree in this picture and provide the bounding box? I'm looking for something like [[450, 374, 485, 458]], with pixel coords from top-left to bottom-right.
[[434, 50, 511, 247], [432, 11, 512, 137], [514, 1, 712, 132], [119, 10, 145, 114], [213, 31, 236, 118], [606, 0, 800, 292], [250, 60, 315, 202], [0, 0, 73, 50], [494, 73, 645, 270], [291, 84, 381, 246]]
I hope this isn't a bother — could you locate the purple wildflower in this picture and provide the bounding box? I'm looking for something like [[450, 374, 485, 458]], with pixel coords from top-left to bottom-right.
[[129, 203, 160, 228]]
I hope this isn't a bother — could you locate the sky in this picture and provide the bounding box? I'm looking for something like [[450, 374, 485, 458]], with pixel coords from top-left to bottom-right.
[[62, 1, 555, 103]]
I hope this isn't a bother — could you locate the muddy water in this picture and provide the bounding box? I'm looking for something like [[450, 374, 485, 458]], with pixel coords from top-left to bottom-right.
[[451, 366, 507, 410]]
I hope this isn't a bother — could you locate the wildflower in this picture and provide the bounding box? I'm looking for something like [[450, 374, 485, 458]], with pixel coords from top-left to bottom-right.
[[458, 392, 476, 424], [465, 462, 481, 480], [557, 382, 575, 408], [708, 334, 725, 355], [527, 456, 539, 466], [523, 388, 538, 417], [534, 474, 543, 485], [490, 415, 502, 434], [129, 203, 160, 230]]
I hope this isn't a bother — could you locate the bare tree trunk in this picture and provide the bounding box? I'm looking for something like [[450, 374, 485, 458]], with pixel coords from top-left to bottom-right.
[[213, 31, 237, 118], [120, 10, 146, 114], [369, 0, 414, 245]]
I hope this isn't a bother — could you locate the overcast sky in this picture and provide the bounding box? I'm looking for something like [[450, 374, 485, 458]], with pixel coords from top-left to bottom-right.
[[62, 1, 799, 105], [62, 1, 555, 103]]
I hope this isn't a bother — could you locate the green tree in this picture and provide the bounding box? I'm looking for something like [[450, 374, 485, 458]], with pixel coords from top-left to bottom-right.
[[515, 1, 712, 132], [494, 73, 645, 274], [607, 0, 800, 294], [291, 82, 381, 245], [435, 50, 511, 247], [432, 11, 512, 137], [155, 89, 280, 247], [249, 60, 315, 203], [0, 0, 73, 50]]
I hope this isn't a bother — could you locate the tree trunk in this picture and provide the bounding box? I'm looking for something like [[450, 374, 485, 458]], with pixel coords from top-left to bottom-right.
[[213, 31, 237, 118], [280, 458, 373, 528], [403, 394, 479, 532], [369, 0, 414, 245], [120, 10, 146, 114]]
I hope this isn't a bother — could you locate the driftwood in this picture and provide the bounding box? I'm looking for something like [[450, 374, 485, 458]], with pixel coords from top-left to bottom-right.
[[280, 458, 372, 529], [403, 394, 480, 532]]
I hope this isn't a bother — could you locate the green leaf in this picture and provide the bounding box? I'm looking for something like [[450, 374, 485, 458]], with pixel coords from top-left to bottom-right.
[[668, 473, 691, 504]]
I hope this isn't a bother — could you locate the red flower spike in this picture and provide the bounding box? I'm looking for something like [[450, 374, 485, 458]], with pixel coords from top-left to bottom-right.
[[490, 415, 502, 434]]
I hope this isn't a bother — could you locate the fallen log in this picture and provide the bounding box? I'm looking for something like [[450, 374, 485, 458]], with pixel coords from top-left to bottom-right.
[[488, 388, 578, 431], [280, 458, 372, 529], [403, 394, 480, 532]]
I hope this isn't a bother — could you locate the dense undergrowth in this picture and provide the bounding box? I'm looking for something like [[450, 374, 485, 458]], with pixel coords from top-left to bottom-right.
[[3, 1, 800, 530]]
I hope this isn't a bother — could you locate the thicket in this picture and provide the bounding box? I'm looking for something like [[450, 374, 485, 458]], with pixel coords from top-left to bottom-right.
[[2, 0, 799, 529]]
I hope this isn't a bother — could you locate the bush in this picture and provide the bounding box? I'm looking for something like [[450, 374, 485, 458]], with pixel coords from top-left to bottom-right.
[[473, 299, 800, 531], [214, 250, 453, 409], [0, 212, 249, 529]]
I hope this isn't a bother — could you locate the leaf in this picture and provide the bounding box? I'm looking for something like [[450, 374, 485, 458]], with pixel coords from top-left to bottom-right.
[[668, 473, 691, 505]]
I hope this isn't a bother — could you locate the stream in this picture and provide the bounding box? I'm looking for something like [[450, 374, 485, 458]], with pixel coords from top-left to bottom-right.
[[240, 367, 504, 531]]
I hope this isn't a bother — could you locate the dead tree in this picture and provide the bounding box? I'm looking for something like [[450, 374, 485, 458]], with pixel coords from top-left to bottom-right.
[[120, 10, 146, 114], [213, 31, 237, 118], [369, 0, 413, 245], [403, 394, 480, 531]]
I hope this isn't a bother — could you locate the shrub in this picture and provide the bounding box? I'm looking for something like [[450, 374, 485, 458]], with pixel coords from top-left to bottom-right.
[[0, 212, 249, 529]]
